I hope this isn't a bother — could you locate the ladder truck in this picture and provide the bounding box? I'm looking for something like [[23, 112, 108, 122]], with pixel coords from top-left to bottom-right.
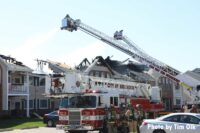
[[60, 14, 199, 105], [43, 58, 164, 132]]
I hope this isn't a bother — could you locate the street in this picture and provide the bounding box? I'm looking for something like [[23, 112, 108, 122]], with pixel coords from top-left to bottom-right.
[[3, 127, 99, 133]]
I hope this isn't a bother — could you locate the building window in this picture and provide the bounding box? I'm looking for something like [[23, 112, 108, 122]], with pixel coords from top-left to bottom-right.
[[114, 97, 118, 106], [176, 99, 181, 105], [197, 85, 200, 91], [12, 76, 23, 84], [110, 97, 118, 106], [110, 97, 113, 105], [29, 77, 34, 85], [39, 99, 48, 109], [95, 71, 99, 77], [40, 78, 45, 86], [24, 100, 34, 109]]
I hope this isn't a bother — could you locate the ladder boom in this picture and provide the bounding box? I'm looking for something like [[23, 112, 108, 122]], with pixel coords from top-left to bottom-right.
[[61, 14, 199, 103], [61, 15, 180, 83]]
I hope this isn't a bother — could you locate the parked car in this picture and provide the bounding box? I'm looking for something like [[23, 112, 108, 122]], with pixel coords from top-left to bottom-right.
[[140, 113, 200, 133], [43, 111, 59, 127]]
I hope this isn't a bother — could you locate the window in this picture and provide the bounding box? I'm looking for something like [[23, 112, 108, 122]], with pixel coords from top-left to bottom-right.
[[189, 116, 200, 124], [176, 99, 181, 105], [110, 97, 113, 105], [180, 115, 200, 124], [68, 96, 96, 108], [39, 78, 45, 86], [29, 77, 34, 85], [39, 99, 48, 109], [95, 71, 99, 77], [114, 97, 118, 106], [12, 76, 23, 84], [163, 115, 180, 122], [24, 100, 34, 109], [110, 97, 118, 106], [197, 85, 200, 91], [59, 98, 68, 108]]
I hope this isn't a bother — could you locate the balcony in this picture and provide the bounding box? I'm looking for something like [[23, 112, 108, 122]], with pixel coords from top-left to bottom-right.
[[8, 83, 28, 95]]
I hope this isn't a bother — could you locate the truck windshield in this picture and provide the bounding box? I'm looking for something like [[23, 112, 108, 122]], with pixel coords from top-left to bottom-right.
[[59, 97, 68, 108], [69, 96, 96, 108]]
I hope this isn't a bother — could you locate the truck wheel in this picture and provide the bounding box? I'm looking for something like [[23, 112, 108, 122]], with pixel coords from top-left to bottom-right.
[[47, 120, 54, 127]]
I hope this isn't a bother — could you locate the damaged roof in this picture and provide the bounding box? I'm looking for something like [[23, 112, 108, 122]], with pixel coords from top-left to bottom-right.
[[47, 60, 72, 73], [0, 54, 32, 72], [76, 56, 155, 82]]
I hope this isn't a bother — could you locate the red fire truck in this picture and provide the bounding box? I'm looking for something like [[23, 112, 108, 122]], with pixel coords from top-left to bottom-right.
[[56, 88, 164, 133]]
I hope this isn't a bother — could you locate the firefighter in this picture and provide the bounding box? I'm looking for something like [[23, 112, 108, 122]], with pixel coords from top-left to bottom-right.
[[107, 104, 117, 133], [136, 104, 144, 133], [190, 104, 198, 113], [183, 105, 190, 113], [125, 103, 136, 133]]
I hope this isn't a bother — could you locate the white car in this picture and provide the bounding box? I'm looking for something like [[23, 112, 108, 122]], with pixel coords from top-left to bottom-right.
[[140, 113, 200, 133]]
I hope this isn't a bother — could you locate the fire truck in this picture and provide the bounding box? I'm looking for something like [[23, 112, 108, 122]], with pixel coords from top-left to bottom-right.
[[48, 69, 164, 133], [41, 59, 164, 132]]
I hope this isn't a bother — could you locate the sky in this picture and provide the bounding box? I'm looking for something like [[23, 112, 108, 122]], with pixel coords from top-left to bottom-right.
[[0, 0, 200, 73]]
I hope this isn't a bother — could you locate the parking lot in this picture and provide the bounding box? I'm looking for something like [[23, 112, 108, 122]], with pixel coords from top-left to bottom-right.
[[4, 127, 99, 133]]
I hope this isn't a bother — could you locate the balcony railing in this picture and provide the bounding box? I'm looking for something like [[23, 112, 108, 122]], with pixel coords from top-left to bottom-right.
[[8, 83, 28, 94]]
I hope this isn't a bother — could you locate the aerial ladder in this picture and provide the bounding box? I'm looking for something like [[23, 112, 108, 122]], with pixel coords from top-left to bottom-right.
[[113, 30, 199, 103], [61, 14, 199, 104]]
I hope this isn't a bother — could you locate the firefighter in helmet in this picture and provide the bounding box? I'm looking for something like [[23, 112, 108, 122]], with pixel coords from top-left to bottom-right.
[[136, 104, 144, 133], [108, 104, 117, 133], [125, 103, 136, 133]]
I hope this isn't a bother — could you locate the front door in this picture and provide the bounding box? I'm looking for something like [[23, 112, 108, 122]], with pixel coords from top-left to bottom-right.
[[15, 102, 20, 110]]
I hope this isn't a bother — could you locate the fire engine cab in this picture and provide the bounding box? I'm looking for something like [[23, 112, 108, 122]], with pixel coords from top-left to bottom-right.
[[57, 89, 119, 132]]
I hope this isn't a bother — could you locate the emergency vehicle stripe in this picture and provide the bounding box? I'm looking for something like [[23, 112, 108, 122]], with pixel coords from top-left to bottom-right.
[[81, 115, 105, 120], [59, 115, 105, 121], [82, 108, 106, 116], [59, 115, 69, 120]]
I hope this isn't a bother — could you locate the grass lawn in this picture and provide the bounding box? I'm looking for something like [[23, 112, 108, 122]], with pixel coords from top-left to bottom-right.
[[0, 118, 46, 130]]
